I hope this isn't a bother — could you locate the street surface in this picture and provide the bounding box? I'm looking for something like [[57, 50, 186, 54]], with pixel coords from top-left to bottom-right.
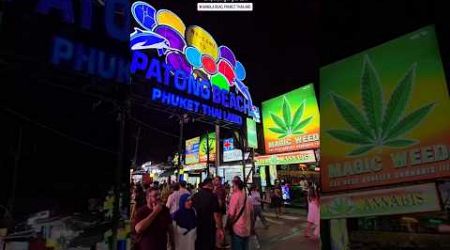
[[220, 207, 320, 250], [256, 208, 320, 250]]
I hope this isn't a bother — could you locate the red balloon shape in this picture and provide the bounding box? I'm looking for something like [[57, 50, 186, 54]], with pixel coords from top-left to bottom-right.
[[218, 59, 235, 86], [201, 55, 217, 74]]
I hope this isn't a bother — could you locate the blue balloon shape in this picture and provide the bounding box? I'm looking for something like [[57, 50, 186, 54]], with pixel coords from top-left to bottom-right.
[[235, 61, 246, 81], [185, 47, 202, 68], [131, 1, 157, 31]]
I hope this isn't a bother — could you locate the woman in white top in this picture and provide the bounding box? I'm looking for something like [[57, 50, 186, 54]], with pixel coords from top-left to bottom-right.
[[173, 193, 197, 250]]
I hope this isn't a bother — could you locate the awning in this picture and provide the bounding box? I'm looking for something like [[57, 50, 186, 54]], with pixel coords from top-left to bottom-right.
[[183, 163, 207, 172], [159, 169, 175, 177]]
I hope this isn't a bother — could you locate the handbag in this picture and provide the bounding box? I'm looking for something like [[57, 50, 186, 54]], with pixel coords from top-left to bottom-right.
[[225, 194, 247, 236]]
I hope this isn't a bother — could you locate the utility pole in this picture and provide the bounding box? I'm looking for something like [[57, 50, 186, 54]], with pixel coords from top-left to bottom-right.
[[215, 124, 220, 177], [8, 126, 23, 214], [240, 129, 247, 185], [132, 126, 141, 169], [206, 130, 210, 178], [177, 114, 185, 182], [111, 96, 128, 249]]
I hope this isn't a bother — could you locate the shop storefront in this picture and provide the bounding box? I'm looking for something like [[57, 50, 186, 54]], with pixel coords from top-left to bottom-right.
[[259, 84, 321, 208], [182, 163, 208, 187], [320, 26, 450, 249], [219, 137, 254, 183], [217, 164, 253, 184], [256, 150, 319, 207]]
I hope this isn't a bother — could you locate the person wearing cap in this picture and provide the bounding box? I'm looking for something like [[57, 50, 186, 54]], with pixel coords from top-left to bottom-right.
[[191, 177, 224, 250], [173, 193, 197, 250]]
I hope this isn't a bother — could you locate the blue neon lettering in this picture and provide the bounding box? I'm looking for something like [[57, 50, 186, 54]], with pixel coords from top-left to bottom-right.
[[188, 77, 202, 97], [161, 91, 171, 104], [51, 36, 73, 65], [243, 99, 251, 114], [221, 90, 229, 108], [170, 95, 180, 106], [200, 80, 211, 100], [161, 63, 173, 86], [97, 51, 116, 79], [145, 58, 162, 83], [152, 88, 162, 101], [212, 86, 221, 104], [174, 70, 187, 91], [131, 51, 147, 74], [236, 96, 244, 112], [36, 0, 74, 23], [80, 0, 93, 30], [105, 0, 129, 42], [74, 43, 96, 75], [212, 108, 222, 119], [229, 92, 237, 110]]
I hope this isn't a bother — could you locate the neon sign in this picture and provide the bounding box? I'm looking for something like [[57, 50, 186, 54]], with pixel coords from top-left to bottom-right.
[[33, 0, 130, 83], [130, 1, 260, 124]]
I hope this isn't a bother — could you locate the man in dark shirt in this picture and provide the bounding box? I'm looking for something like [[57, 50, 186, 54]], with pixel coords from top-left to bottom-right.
[[133, 187, 174, 250], [192, 177, 224, 250], [213, 176, 226, 214]]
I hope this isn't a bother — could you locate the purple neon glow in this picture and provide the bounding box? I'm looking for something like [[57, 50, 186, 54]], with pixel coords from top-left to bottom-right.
[[219, 46, 236, 66], [154, 25, 186, 52], [166, 51, 192, 75]]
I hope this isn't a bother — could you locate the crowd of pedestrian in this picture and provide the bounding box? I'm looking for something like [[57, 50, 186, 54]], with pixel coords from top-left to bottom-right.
[[130, 174, 320, 249]]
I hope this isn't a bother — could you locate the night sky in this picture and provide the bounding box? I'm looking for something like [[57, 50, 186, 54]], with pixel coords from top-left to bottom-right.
[[1, 0, 449, 217]]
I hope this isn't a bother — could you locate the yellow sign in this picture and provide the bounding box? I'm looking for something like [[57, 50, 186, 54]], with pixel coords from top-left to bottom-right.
[[186, 25, 219, 61], [156, 9, 186, 36]]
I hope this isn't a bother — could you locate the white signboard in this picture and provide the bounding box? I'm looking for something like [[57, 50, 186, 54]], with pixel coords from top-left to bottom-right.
[[223, 149, 250, 162]]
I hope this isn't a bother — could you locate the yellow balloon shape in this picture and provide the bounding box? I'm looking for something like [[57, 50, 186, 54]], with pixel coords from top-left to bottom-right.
[[156, 9, 186, 37], [186, 25, 219, 61]]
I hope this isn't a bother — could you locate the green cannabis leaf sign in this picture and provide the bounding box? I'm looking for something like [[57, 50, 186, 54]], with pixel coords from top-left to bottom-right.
[[199, 133, 215, 161], [269, 98, 313, 138], [328, 55, 434, 156], [328, 197, 355, 216]]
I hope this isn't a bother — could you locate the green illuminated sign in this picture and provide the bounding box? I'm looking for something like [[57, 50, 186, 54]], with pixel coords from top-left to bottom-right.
[[247, 118, 258, 149]]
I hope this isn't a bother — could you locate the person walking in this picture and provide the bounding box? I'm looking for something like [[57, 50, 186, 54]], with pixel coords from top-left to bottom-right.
[[191, 178, 224, 250], [304, 187, 320, 239], [227, 177, 253, 250], [249, 186, 268, 229], [133, 187, 175, 250], [271, 189, 283, 218], [173, 193, 197, 250]]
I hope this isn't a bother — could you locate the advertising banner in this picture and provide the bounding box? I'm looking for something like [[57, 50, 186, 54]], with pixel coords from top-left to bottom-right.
[[223, 150, 250, 162], [247, 118, 258, 149], [262, 84, 320, 154], [320, 26, 450, 192], [321, 183, 441, 219], [255, 150, 316, 166], [199, 132, 216, 162], [185, 137, 200, 164]]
